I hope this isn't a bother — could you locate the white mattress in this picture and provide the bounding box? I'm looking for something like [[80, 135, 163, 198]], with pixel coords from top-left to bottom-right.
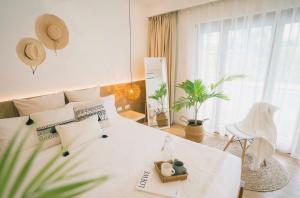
[[23, 116, 241, 198]]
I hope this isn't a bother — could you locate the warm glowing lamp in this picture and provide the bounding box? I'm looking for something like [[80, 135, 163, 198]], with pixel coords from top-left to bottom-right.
[[124, 0, 140, 101], [124, 83, 141, 101]]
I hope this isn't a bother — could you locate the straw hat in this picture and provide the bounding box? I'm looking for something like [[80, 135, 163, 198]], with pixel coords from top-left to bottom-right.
[[16, 38, 46, 74], [35, 14, 69, 51]]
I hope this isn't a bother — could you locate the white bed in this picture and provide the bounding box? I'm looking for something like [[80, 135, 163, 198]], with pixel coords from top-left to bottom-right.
[[24, 116, 241, 198]]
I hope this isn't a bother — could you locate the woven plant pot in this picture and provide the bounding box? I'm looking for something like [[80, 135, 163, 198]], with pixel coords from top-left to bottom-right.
[[156, 112, 168, 127], [185, 120, 204, 143]]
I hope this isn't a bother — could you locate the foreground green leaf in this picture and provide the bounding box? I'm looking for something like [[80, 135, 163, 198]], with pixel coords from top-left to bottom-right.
[[0, 129, 108, 198]]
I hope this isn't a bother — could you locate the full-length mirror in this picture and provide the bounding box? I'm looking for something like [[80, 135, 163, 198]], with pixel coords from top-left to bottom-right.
[[144, 57, 170, 129]]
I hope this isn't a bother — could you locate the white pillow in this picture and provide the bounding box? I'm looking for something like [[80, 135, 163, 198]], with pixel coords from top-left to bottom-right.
[[13, 92, 66, 116], [0, 116, 39, 155], [56, 115, 102, 150], [65, 87, 100, 102], [101, 95, 118, 119], [30, 105, 75, 149]]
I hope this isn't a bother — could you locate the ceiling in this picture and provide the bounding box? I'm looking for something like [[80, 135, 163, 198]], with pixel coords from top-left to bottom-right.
[[140, 0, 166, 6], [140, 0, 218, 16]]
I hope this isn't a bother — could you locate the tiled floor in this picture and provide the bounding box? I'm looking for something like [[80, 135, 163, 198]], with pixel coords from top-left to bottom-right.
[[163, 124, 300, 198]]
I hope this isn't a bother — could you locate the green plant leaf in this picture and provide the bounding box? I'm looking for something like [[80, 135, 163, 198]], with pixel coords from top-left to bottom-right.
[[209, 92, 230, 100], [172, 97, 193, 112], [148, 83, 167, 112], [149, 83, 167, 101], [148, 95, 159, 100], [32, 153, 81, 192], [47, 160, 83, 184], [52, 171, 88, 183], [41, 182, 102, 198], [0, 130, 107, 198], [33, 176, 108, 198], [8, 144, 42, 198], [0, 132, 29, 196], [21, 149, 63, 195], [177, 80, 194, 97], [54, 182, 104, 198], [0, 132, 20, 197], [210, 74, 245, 90]]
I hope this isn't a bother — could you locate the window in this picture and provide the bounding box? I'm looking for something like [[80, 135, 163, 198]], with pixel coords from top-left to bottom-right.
[[195, 8, 300, 153]]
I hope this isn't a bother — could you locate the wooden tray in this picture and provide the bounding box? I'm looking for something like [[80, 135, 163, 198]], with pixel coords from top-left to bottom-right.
[[154, 160, 188, 183]]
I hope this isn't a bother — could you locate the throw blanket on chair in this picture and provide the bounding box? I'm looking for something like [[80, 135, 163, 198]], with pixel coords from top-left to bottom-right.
[[236, 103, 278, 170]]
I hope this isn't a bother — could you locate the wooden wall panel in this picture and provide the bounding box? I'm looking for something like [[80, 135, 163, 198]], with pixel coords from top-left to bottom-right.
[[0, 80, 146, 119], [100, 80, 146, 114]]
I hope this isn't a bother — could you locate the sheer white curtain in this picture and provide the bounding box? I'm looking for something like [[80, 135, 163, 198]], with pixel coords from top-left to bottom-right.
[[175, 0, 300, 158], [270, 8, 300, 154], [196, 13, 275, 133]]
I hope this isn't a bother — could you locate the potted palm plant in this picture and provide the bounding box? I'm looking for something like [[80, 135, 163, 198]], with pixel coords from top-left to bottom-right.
[[173, 75, 244, 142], [149, 83, 168, 127]]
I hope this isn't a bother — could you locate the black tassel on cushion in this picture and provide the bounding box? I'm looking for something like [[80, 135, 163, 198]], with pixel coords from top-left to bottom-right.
[[26, 116, 34, 125], [98, 115, 101, 121], [50, 127, 57, 134], [63, 151, 70, 157]]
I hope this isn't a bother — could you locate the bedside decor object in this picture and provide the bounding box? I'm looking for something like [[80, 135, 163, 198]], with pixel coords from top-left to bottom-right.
[[173, 75, 244, 143], [160, 135, 174, 161], [154, 160, 188, 183], [16, 38, 46, 74], [119, 110, 145, 122], [161, 162, 175, 177], [35, 14, 69, 55], [144, 57, 170, 129], [173, 159, 186, 175]]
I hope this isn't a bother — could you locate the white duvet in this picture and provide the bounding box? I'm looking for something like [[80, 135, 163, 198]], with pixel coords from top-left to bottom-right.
[[23, 116, 241, 198]]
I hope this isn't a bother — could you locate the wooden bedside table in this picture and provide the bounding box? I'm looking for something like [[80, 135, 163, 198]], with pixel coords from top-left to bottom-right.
[[119, 110, 145, 122]]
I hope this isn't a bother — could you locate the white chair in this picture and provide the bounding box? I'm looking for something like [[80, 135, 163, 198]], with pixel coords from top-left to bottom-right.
[[223, 123, 256, 166], [223, 103, 278, 167]]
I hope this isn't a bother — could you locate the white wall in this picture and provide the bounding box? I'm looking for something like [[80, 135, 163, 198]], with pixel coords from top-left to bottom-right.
[[146, 0, 217, 16], [0, 0, 148, 101]]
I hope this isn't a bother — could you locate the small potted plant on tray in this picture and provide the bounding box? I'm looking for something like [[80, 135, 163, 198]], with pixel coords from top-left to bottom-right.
[[149, 83, 169, 127], [173, 75, 244, 142]]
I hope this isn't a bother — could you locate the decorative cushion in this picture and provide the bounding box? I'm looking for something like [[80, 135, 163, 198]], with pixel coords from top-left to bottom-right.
[[101, 95, 118, 119], [30, 105, 75, 149], [13, 92, 66, 116], [71, 99, 108, 121], [0, 116, 39, 155], [65, 87, 100, 102], [56, 115, 102, 150]]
